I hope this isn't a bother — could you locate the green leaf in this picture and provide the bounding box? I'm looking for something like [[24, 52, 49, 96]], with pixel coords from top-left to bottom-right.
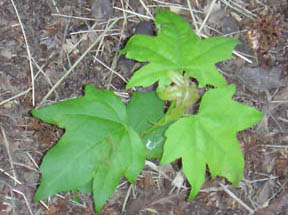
[[120, 10, 240, 89], [142, 125, 169, 159], [160, 85, 263, 199], [31, 85, 145, 212], [127, 91, 164, 134], [126, 91, 168, 159]]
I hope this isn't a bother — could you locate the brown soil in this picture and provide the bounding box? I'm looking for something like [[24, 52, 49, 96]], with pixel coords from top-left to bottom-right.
[[1, 0, 288, 214]]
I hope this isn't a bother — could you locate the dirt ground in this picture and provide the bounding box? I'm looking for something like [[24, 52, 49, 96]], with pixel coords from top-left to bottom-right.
[[1, 0, 288, 214]]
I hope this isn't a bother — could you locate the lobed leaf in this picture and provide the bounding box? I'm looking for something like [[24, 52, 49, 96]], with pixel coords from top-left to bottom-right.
[[127, 91, 168, 159], [32, 85, 145, 211], [160, 85, 263, 199], [127, 91, 164, 134], [120, 10, 240, 89]]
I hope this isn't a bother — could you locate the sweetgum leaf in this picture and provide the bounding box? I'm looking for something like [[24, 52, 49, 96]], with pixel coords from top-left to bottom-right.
[[127, 91, 164, 133], [120, 10, 240, 89], [160, 85, 263, 199], [126, 91, 168, 159], [31, 85, 145, 212], [142, 125, 169, 159]]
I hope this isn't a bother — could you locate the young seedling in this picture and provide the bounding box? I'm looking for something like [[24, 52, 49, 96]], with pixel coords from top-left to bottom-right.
[[32, 9, 263, 212]]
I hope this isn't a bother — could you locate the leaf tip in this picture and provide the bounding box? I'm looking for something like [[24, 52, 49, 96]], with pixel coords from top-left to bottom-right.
[[125, 82, 134, 90], [33, 189, 45, 203], [84, 84, 96, 93], [30, 109, 37, 117], [118, 48, 126, 57], [33, 195, 39, 202]]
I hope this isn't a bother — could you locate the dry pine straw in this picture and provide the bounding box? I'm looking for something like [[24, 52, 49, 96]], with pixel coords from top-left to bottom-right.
[[1, 0, 288, 214]]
